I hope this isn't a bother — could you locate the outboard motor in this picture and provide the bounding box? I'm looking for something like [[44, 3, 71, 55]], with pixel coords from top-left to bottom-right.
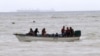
[[74, 30, 81, 37]]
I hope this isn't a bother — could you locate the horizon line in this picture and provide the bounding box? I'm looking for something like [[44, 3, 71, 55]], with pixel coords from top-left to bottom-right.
[[0, 10, 100, 12]]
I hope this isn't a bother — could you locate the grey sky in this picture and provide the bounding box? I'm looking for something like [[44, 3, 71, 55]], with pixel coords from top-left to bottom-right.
[[0, 0, 100, 12]]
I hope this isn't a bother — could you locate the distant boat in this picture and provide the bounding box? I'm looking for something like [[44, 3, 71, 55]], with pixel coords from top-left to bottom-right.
[[14, 30, 81, 42]]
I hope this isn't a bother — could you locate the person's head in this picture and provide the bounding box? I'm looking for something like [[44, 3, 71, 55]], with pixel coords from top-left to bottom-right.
[[30, 28, 33, 31], [30, 28, 32, 30], [70, 27, 72, 29], [43, 28, 45, 30], [36, 28, 38, 30], [63, 26, 65, 28], [67, 27, 69, 29]]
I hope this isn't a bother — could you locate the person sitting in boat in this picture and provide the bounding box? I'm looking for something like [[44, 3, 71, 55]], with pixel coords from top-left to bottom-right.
[[61, 26, 65, 37], [34, 28, 39, 36], [26, 28, 34, 35], [69, 27, 74, 37], [55, 33, 59, 37], [42, 28, 46, 36]]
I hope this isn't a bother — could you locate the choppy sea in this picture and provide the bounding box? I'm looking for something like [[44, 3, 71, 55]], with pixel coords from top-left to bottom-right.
[[0, 11, 100, 56]]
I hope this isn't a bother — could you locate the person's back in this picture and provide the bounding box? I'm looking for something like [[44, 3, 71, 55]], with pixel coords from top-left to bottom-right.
[[27, 28, 34, 35], [66, 27, 70, 37], [70, 27, 74, 37], [55, 33, 58, 37], [61, 26, 65, 36], [34, 28, 39, 36], [42, 28, 46, 36]]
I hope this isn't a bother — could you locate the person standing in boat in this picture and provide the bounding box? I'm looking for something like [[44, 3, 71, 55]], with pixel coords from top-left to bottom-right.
[[61, 26, 65, 37], [69, 27, 74, 37], [26, 28, 34, 35], [66, 27, 70, 37], [34, 28, 39, 36], [42, 28, 46, 36]]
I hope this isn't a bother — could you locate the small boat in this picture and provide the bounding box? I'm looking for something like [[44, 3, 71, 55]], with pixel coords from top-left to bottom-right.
[[14, 30, 81, 42]]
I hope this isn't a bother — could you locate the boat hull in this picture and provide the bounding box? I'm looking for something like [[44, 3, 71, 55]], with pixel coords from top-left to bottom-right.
[[15, 34, 80, 42]]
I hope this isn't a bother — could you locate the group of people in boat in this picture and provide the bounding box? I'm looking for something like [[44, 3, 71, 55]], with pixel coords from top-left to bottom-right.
[[26, 26, 74, 37], [61, 26, 74, 37], [26, 28, 46, 36]]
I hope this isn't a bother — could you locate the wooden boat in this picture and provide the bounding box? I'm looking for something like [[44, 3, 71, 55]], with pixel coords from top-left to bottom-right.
[[14, 30, 81, 42]]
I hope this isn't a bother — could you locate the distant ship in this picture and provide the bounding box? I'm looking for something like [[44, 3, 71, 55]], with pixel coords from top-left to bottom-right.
[[17, 9, 55, 12]]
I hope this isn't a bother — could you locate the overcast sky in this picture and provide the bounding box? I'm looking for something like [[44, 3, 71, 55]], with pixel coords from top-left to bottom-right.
[[0, 0, 100, 12]]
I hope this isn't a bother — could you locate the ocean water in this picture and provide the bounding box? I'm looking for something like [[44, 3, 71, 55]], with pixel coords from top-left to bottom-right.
[[0, 11, 100, 56]]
